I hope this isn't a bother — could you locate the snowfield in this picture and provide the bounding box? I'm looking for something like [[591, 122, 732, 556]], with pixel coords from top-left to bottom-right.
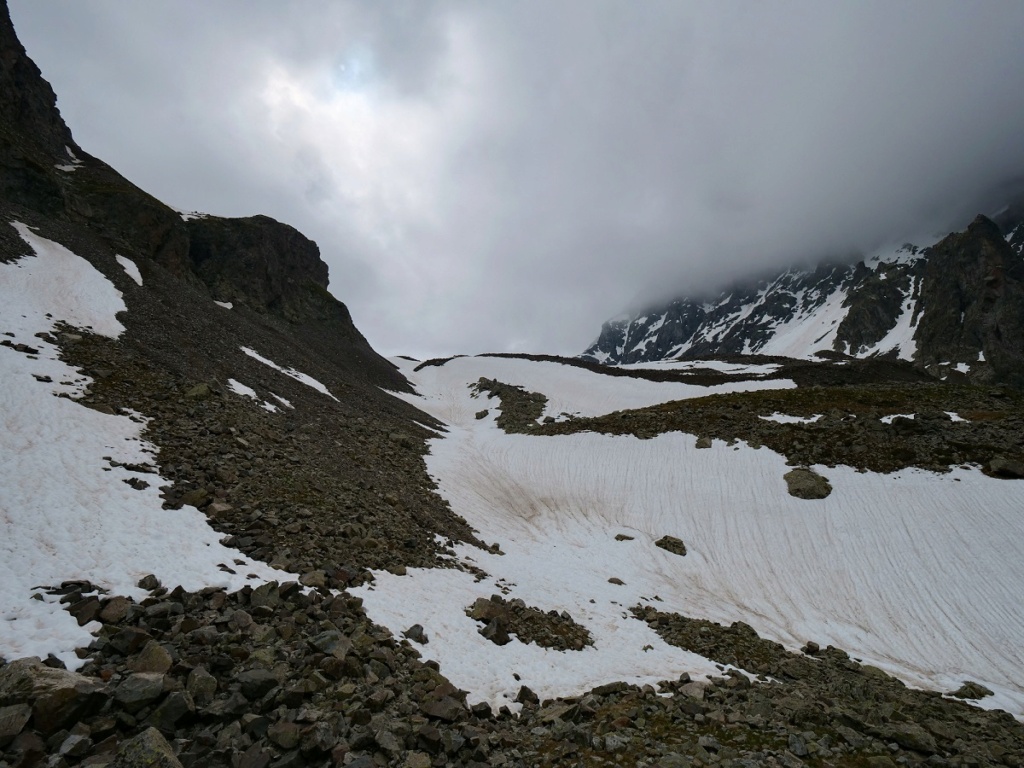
[[0, 222, 287, 668], [408, 356, 794, 423], [358, 355, 1024, 717]]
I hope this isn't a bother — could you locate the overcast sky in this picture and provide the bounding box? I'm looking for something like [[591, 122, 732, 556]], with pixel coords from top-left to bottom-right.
[[10, 2, 1024, 358]]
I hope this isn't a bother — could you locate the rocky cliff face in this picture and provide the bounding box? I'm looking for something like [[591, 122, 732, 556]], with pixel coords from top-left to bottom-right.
[[584, 212, 1024, 385], [0, 0, 394, 387], [186, 214, 341, 324], [916, 215, 1024, 387]]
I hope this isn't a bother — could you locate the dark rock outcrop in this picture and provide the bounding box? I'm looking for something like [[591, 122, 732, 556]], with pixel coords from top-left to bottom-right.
[[0, 0, 402, 390], [915, 215, 1024, 386], [186, 214, 332, 323], [0, 0, 76, 215]]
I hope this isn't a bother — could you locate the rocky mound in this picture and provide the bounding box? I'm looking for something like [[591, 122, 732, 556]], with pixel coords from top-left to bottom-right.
[[537, 381, 1024, 475]]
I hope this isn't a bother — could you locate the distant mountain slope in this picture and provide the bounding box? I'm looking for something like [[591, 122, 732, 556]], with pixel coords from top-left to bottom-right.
[[583, 212, 1024, 386]]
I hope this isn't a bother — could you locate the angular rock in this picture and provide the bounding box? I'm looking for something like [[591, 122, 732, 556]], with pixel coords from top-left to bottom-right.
[[186, 666, 217, 706], [374, 728, 402, 756], [403, 624, 429, 644], [129, 641, 173, 674], [180, 488, 209, 507], [68, 595, 102, 625], [99, 595, 133, 623], [308, 630, 352, 659], [878, 722, 937, 754], [249, 582, 280, 609], [421, 695, 466, 722], [59, 732, 92, 758], [951, 680, 994, 699], [301, 721, 338, 754], [184, 382, 212, 400], [404, 752, 432, 768], [0, 703, 31, 747], [113, 672, 165, 713], [208, 500, 234, 515], [147, 691, 195, 732], [479, 617, 510, 646], [137, 574, 161, 591], [237, 669, 278, 700], [990, 456, 1024, 478], [654, 535, 687, 556], [783, 467, 833, 499], [515, 685, 539, 705], [468, 597, 506, 622], [110, 626, 154, 655], [237, 744, 272, 768], [0, 656, 106, 734], [299, 570, 327, 588], [267, 720, 302, 750], [109, 726, 183, 768]]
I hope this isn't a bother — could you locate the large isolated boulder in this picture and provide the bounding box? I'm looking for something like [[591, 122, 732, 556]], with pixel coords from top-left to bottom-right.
[[655, 535, 687, 556], [783, 468, 832, 500], [0, 657, 107, 734]]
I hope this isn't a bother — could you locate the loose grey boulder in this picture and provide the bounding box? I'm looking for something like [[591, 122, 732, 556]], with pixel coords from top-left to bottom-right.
[[137, 574, 161, 591], [129, 641, 173, 675], [420, 695, 466, 722], [0, 703, 31, 747], [0, 656, 106, 734], [185, 666, 217, 707], [951, 680, 994, 699], [299, 570, 327, 588], [784, 467, 833, 499], [655, 535, 687, 556], [990, 456, 1024, 478], [403, 624, 429, 644], [113, 673, 165, 713], [109, 726, 183, 768], [237, 669, 278, 701]]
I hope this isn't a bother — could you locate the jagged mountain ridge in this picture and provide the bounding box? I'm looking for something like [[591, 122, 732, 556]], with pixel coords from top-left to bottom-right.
[[584, 213, 1024, 386]]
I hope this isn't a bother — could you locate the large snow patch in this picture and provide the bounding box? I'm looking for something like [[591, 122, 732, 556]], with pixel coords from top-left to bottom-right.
[[361, 355, 1024, 716], [0, 223, 286, 668]]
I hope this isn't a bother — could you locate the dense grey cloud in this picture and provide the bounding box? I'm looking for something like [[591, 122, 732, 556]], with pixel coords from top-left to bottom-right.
[[10, 1, 1024, 357]]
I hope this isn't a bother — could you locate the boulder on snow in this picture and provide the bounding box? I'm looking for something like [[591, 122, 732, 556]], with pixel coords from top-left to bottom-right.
[[655, 535, 687, 556], [784, 468, 832, 500], [989, 456, 1024, 478], [950, 680, 994, 700]]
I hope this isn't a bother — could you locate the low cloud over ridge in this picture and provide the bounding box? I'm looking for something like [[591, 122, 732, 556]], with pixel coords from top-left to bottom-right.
[[11, 1, 1024, 356]]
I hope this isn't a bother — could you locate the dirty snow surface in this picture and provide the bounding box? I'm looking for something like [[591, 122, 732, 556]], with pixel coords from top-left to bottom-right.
[[357, 355, 1024, 717], [0, 222, 285, 668]]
